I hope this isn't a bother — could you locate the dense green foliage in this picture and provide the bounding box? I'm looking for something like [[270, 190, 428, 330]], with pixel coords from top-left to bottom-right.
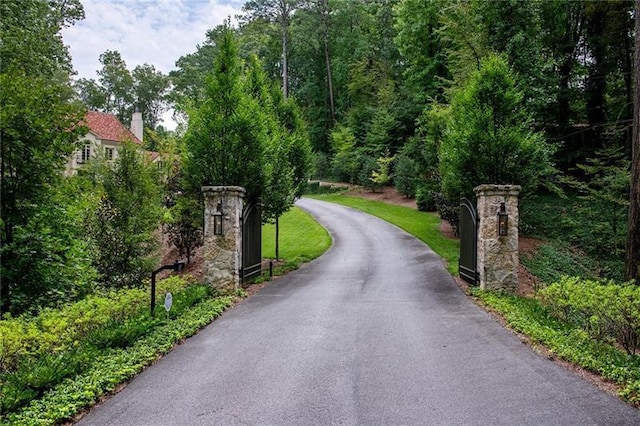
[[0, 0, 88, 316], [183, 26, 266, 201], [539, 277, 640, 355], [80, 143, 163, 289], [439, 55, 555, 202]]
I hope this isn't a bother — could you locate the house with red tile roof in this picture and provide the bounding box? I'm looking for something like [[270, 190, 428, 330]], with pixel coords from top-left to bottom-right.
[[65, 110, 144, 175]]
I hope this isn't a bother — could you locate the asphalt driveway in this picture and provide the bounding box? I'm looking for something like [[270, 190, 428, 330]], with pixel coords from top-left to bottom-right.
[[78, 198, 640, 425]]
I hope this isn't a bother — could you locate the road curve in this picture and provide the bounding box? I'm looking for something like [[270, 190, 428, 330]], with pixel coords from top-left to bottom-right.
[[79, 198, 639, 425]]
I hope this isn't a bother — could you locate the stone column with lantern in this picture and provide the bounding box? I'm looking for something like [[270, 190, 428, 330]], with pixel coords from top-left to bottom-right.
[[202, 186, 245, 291], [474, 184, 521, 291]]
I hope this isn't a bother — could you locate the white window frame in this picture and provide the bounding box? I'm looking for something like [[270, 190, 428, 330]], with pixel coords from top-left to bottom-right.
[[79, 144, 91, 163]]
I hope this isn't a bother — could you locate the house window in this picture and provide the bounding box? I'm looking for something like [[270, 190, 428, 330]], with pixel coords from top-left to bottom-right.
[[105, 147, 114, 161], [79, 144, 91, 163]]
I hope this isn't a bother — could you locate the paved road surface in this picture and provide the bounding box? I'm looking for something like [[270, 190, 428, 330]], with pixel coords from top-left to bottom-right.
[[79, 198, 639, 425]]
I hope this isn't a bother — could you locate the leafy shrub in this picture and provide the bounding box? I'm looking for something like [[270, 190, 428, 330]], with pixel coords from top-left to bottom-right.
[[358, 154, 379, 190], [433, 191, 459, 235], [0, 278, 212, 416], [394, 153, 419, 198], [0, 276, 193, 374], [1, 178, 99, 316], [312, 151, 331, 180], [416, 179, 439, 212], [539, 277, 640, 355]]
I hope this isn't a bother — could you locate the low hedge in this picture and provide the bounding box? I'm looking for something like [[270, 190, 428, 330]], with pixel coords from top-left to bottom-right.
[[0, 276, 195, 374], [539, 276, 640, 355]]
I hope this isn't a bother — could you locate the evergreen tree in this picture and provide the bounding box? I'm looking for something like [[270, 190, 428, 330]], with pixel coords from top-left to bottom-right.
[[439, 55, 556, 203], [183, 24, 266, 201]]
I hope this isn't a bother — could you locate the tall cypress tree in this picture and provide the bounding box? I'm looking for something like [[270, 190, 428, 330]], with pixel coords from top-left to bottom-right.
[[183, 24, 265, 201]]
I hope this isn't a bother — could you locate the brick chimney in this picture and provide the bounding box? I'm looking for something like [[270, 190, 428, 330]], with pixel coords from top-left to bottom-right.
[[130, 108, 144, 143]]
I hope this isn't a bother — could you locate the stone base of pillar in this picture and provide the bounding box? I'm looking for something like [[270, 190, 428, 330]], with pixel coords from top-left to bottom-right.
[[202, 186, 245, 292], [474, 184, 521, 291]]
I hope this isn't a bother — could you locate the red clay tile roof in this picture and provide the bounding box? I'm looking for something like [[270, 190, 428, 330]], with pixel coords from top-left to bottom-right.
[[84, 111, 141, 144]]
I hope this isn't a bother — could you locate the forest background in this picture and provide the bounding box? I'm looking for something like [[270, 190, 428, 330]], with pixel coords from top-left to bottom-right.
[[1, 0, 639, 318]]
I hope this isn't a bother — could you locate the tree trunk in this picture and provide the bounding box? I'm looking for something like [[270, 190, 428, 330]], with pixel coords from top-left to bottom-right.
[[625, 0, 640, 283], [280, 0, 289, 99], [320, 0, 335, 123], [282, 26, 288, 98], [275, 215, 280, 262]]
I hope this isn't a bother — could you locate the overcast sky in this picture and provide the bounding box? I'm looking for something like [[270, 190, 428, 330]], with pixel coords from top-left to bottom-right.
[[62, 0, 245, 129]]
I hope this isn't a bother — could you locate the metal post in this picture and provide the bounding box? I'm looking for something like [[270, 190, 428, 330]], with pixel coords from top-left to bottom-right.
[[151, 261, 185, 316]]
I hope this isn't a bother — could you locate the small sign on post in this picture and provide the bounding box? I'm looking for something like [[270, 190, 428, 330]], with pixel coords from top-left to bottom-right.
[[164, 292, 173, 312]]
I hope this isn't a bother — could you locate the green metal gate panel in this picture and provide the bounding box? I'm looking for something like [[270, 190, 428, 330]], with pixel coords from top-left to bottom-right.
[[459, 198, 478, 285], [241, 200, 262, 283]]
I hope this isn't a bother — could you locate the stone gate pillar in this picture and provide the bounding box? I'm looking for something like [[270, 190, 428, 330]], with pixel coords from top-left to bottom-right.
[[474, 185, 521, 291], [202, 186, 245, 291]]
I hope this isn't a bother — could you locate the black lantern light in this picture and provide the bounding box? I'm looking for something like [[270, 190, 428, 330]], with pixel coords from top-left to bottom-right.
[[213, 201, 224, 235], [498, 202, 509, 236]]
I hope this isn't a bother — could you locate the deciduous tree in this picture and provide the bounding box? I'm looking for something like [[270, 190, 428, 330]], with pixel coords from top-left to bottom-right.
[[0, 0, 88, 315], [82, 143, 163, 289]]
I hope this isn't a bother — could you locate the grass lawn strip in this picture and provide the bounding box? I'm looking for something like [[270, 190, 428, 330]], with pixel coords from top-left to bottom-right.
[[306, 194, 459, 274], [259, 206, 332, 279], [262, 206, 331, 262], [3, 296, 234, 425]]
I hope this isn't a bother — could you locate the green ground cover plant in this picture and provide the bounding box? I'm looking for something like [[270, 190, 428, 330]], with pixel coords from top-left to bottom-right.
[[520, 193, 627, 282], [306, 194, 459, 274], [0, 276, 236, 424]]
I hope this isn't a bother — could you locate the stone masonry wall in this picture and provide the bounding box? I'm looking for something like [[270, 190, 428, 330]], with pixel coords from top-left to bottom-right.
[[475, 185, 521, 291], [202, 186, 245, 291]]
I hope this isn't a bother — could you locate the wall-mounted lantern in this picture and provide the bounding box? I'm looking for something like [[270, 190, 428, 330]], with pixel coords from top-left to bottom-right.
[[213, 201, 224, 235], [498, 202, 509, 236]]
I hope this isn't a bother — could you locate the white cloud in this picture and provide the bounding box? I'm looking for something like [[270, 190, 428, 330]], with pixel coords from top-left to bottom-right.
[[63, 0, 241, 79], [62, 0, 244, 129]]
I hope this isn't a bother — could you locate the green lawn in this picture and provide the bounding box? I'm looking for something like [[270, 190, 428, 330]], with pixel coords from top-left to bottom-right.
[[306, 194, 460, 274], [262, 206, 332, 263]]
